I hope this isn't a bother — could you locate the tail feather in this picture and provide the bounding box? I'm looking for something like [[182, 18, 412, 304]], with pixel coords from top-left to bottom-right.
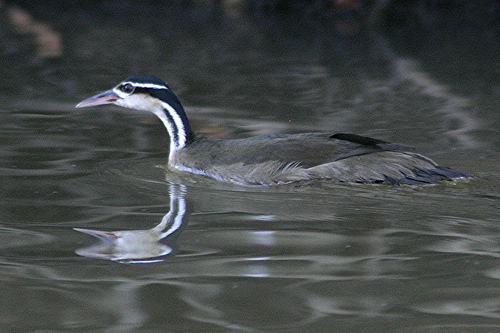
[[382, 166, 471, 185]]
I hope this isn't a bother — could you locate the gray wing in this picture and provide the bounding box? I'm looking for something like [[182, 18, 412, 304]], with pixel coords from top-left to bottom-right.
[[218, 132, 414, 168], [174, 133, 468, 185]]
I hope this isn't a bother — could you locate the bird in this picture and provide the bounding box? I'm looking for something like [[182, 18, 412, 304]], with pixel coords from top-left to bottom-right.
[[76, 75, 470, 186]]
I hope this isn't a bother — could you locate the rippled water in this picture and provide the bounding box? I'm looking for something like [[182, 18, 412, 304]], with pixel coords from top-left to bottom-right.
[[1, 2, 500, 332]]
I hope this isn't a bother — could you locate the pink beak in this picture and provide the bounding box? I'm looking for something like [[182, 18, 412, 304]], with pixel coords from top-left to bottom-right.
[[76, 89, 119, 108]]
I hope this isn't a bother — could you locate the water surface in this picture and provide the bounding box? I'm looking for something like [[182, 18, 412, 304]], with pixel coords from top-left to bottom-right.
[[1, 2, 499, 332]]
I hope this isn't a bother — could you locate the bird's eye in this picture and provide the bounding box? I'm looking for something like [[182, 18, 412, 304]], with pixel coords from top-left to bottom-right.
[[121, 83, 135, 94]]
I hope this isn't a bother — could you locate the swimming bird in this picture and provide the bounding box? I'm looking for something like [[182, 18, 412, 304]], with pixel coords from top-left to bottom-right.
[[76, 75, 469, 186]]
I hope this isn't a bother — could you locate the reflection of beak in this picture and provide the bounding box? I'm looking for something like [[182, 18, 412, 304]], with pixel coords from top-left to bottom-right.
[[74, 228, 117, 241], [76, 89, 119, 108]]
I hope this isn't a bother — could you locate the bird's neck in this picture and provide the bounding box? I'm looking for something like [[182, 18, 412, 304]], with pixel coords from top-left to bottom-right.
[[151, 101, 194, 157]]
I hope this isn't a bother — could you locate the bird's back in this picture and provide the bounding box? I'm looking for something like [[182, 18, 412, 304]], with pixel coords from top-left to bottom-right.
[[170, 133, 468, 185]]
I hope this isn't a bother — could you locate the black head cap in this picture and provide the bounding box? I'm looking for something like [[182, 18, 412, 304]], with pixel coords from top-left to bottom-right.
[[125, 75, 169, 88]]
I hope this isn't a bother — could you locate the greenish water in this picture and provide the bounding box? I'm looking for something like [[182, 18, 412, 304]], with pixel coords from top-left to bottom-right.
[[1, 2, 499, 332]]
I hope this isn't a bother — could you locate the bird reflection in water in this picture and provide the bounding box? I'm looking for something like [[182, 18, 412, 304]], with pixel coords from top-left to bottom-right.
[[74, 184, 188, 264]]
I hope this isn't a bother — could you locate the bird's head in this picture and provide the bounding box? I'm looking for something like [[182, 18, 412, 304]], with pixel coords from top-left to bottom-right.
[[76, 75, 193, 150], [76, 75, 182, 113]]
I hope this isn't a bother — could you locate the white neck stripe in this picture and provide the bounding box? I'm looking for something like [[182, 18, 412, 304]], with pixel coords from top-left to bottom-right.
[[159, 101, 187, 151]]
